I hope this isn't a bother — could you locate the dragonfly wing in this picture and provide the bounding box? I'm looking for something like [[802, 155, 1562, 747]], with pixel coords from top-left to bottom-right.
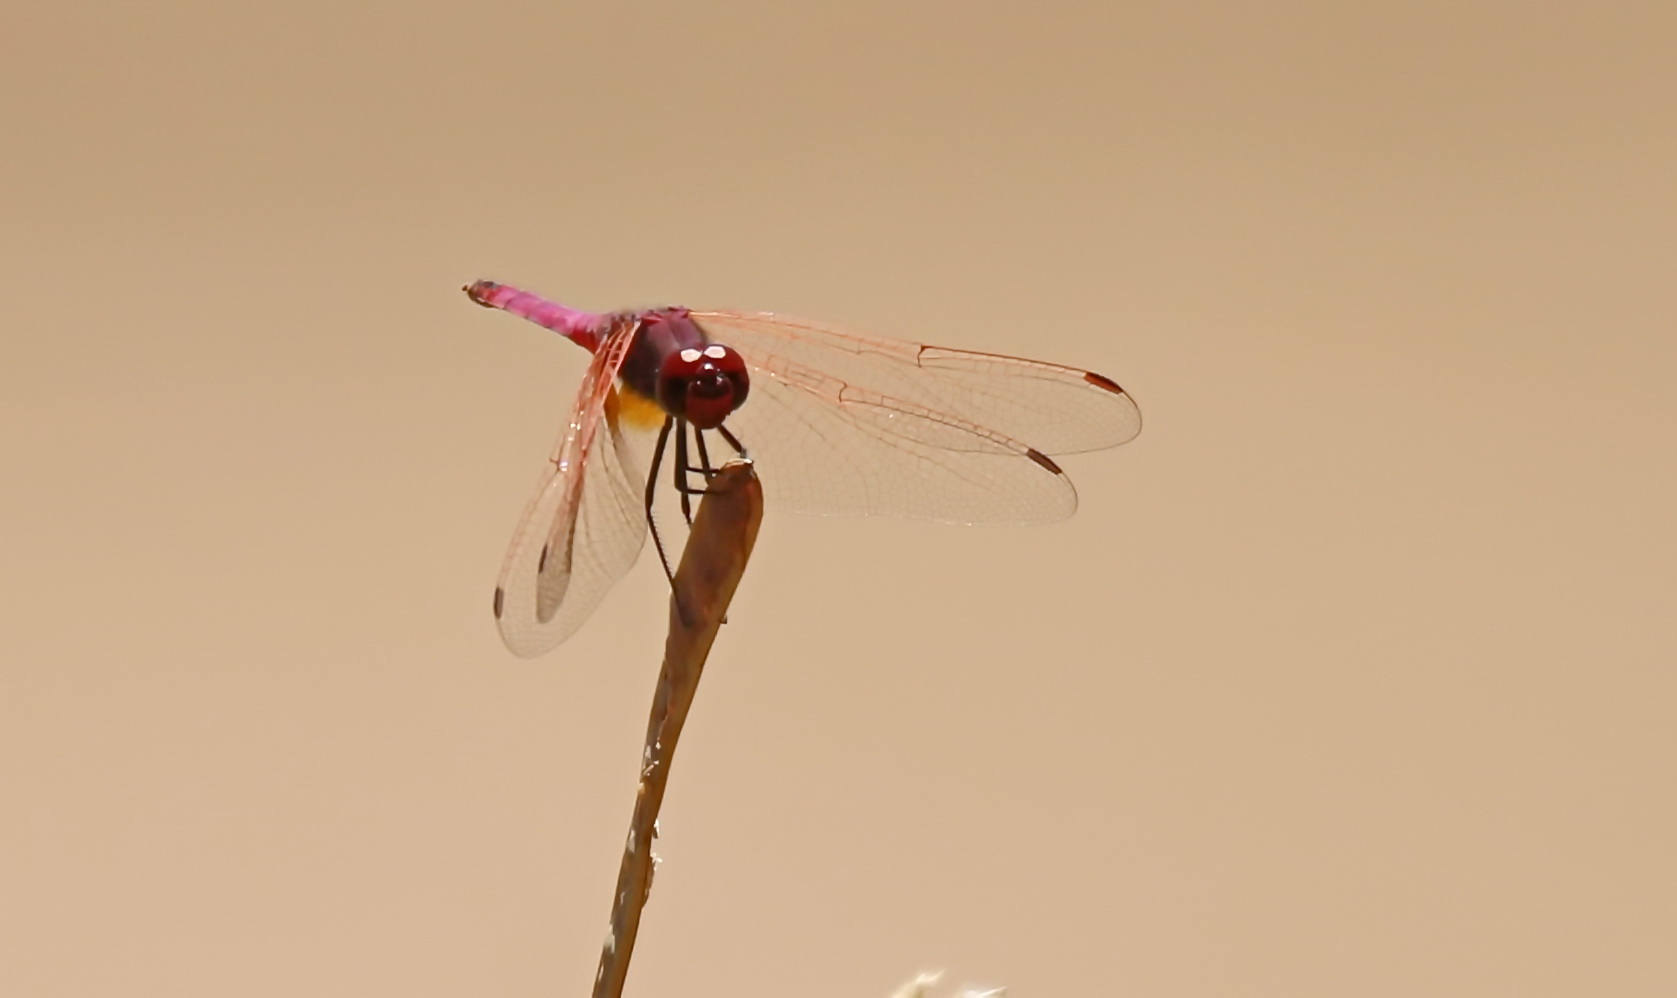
[[719, 351, 1080, 524], [690, 311, 1141, 456], [494, 323, 653, 657]]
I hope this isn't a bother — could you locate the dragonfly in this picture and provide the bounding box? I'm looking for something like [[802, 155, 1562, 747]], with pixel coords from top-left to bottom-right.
[[465, 280, 1142, 657]]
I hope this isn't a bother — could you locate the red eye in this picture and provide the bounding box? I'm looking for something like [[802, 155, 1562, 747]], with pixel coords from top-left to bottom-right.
[[656, 344, 751, 429]]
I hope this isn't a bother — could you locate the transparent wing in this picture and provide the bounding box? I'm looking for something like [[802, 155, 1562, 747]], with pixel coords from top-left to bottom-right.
[[691, 311, 1142, 455], [494, 323, 656, 657], [689, 311, 1142, 524]]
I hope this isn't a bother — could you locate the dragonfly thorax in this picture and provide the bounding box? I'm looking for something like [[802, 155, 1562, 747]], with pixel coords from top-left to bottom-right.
[[622, 309, 751, 429]]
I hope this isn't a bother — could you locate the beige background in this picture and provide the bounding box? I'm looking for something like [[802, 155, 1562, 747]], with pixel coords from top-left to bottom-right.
[[3, 2, 1674, 995]]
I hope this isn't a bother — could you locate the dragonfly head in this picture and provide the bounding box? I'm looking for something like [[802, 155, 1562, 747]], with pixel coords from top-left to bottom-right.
[[657, 343, 750, 429]]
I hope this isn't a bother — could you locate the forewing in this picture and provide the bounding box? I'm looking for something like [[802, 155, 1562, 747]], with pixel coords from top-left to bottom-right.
[[494, 323, 651, 657], [690, 311, 1142, 455]]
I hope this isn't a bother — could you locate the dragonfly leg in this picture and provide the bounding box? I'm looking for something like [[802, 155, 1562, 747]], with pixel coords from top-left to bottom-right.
[[648, 417, 697, 625], [717, 424, 749, 460], [677, 425, 715, 481], [673, 420, 695, 526], [693, 429, 715, 478], [646, 416, 677, 587]]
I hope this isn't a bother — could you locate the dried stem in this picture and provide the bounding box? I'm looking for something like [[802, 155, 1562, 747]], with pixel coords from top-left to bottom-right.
[[591, 461, 763, 998]]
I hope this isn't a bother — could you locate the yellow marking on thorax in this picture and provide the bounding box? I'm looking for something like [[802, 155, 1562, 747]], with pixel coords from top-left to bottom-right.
[[612, 384, 667, 429]]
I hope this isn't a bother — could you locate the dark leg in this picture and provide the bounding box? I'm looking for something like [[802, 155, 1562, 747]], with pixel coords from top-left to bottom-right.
[[717, 424, 748, 459], [693, 429, 715, 476], [646, 417, 677, 585], [673, 420, 695, 526]]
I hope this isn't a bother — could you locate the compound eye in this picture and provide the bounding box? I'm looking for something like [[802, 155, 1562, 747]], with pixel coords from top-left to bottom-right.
[[656, 345, 751, 429]]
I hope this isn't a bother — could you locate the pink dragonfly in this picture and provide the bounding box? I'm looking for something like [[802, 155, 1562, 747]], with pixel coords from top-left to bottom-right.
[[465, 280, 1142, 657]]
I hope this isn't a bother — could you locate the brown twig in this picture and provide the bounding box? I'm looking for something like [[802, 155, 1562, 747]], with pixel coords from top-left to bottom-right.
[[592, 460, 764, 998]]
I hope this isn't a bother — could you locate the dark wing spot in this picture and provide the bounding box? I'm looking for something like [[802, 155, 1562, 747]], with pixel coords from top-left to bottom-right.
[[1084, 371, 1124, 394], [1025, 448, 1064, 475], [538, 543, 550, 573], [492, 587, 505, 619]]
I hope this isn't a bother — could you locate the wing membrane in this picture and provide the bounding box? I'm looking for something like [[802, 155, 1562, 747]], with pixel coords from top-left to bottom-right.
[[493, 322, 653, 657], [691, 311, 1141, 455]]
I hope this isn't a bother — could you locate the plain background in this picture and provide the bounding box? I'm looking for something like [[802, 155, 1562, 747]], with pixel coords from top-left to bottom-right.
[[3, 2, 1674, 996]]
